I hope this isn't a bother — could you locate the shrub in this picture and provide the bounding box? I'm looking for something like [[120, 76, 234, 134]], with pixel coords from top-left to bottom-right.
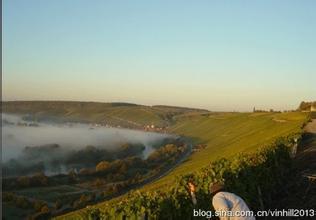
[[96, 161, 110, 172], [84, 133, 302, 219]]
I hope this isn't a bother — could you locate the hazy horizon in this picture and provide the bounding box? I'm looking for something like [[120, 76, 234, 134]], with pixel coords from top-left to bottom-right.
[[3, 0, 316, 111], [1, 99, 314, 112]]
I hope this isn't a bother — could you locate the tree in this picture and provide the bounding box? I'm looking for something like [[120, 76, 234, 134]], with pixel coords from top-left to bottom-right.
[[54, 199, 62, 210], [41, 205, 50, 213], [68, 169, 77, 183], [92, 178, 106, 188], [33, 200, 47, 212], [15, 196, 32, 209], [31, 172, 48, 186], [79, 168, 93, 175], [17, 176, 30, 187], [96, 161, 110, 172], [298, 101, 311, 111]]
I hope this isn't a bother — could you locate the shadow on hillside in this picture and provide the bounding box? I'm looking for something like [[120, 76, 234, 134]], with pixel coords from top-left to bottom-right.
[[296, 132, 316, 174], [273, 131, 316, 213]]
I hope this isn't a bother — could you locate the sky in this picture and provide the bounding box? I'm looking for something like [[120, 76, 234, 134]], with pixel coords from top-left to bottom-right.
[[3, 0, 316, 111]]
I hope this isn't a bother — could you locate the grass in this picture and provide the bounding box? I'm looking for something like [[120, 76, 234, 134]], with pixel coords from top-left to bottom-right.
[[2, 203, 32, 220], [2, 101, 308, 218], [14, 185, 81, 203], [2, 101, 207, 128], [56, 111, 307, 219], [136, 111, 307, 190]]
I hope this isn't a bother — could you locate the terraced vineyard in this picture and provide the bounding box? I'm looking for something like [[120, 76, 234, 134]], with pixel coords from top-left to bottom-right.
[[51, 105, 307, 219], [137, 112, 307, 190], [2, 102, 309, 219]]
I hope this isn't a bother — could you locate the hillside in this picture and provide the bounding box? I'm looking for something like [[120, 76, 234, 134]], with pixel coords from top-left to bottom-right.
[[51, 108, 307, 219], [146, 111, 307, 189], [2, 101, 208, 130], [2, 101, 308, 219]]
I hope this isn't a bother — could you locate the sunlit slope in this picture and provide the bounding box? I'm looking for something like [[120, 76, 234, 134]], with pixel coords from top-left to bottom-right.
[[56, 111, 307, 220], [2, 101, 208, 128], [138, 111, 307, 189]]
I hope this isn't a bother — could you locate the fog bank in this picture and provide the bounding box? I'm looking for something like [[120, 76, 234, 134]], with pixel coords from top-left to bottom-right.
[[2, 114, 172, 173]]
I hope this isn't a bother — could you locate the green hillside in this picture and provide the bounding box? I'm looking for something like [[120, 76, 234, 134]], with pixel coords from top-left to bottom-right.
[[145, 111, 307, 189], [55, 109, 308, 219], [2, 101, 208, 129], [2, 101, 308, 219]]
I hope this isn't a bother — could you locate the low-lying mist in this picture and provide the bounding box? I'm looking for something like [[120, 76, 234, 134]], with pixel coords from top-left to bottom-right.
[[2, 113, 173, 176]]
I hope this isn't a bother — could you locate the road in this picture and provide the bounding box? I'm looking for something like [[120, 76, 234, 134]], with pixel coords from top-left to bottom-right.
[[103, 140, 192, 195]]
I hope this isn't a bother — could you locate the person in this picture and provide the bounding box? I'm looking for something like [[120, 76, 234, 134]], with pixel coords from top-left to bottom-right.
[[210, 182, 255, 220], [188, 181, 197, 205]]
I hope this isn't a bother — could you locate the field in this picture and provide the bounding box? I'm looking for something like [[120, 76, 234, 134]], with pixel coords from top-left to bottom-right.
[[143, 111, 307, 190], [2, 101, 208, 129], [53, 109, 307, 219], [2, 102, 308, 219]]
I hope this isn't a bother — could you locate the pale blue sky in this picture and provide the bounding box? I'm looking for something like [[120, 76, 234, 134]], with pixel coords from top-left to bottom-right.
[[3, 0, 316, 111]]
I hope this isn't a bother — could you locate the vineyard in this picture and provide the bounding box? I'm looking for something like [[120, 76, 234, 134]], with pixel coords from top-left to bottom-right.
[[55, 132, 303, 220], [3, 102, 309, 219]]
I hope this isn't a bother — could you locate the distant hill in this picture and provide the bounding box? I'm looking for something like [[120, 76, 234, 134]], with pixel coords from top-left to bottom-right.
[[152, 105, 209, 112], [1, 101, 209, 129]]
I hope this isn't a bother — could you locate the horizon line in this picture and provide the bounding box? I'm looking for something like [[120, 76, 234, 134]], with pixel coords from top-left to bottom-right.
[[2, 99, 308, 113]]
